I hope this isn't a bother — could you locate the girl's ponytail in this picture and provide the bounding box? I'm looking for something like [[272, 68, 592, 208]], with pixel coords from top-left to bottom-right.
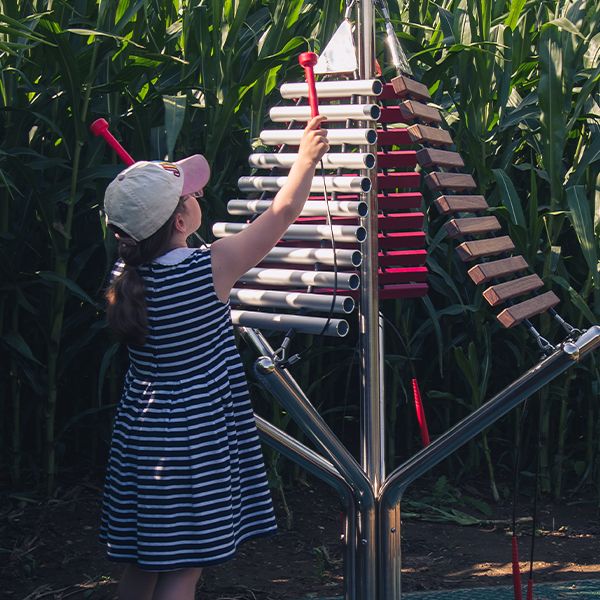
[[105, 197, 186, 346]]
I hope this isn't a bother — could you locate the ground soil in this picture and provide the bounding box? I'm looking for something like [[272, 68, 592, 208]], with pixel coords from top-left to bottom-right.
[[2, 474, 599, 600]]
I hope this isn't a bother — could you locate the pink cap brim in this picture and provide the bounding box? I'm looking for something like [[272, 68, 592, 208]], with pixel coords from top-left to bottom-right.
[[176, 154, 211, 195]]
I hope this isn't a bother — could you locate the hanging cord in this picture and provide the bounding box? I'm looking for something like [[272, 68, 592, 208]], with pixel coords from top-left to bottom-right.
[[527, 407, 543, 600]]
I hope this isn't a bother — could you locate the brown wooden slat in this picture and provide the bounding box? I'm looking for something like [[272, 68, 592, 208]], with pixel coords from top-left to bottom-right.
[[391, 75, 431, 101], [456, 236, 515, 262], [468, 256, 529, 285], [406, 124, 453, 146], [496, 291, 560, 328], [425, 172, 477, 192], [399, 100, 443, 124], [444, 216, 502, 238], [435, 195, 489, 214], [416, 148, 465, 169], [483, 274, 544, 307]]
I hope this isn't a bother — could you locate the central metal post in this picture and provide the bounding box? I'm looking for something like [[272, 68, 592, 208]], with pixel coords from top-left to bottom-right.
[[357, 0, 385, 495]]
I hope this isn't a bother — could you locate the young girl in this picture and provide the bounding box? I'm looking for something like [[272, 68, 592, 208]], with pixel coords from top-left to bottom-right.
[[99, 116, 329, 600]]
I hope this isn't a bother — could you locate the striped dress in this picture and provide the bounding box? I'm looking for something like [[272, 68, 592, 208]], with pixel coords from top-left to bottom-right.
[[99, 247, 278, 571]]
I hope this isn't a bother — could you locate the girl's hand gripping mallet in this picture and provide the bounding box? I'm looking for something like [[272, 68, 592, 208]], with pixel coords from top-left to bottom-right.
[[90, 118, 135, 166], [298, 52, 319, 117]]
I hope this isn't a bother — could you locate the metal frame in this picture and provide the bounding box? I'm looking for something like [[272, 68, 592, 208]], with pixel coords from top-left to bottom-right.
[[235, 3, 600, 599]]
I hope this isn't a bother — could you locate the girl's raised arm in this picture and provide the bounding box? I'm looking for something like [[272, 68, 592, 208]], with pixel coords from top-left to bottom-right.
[[211, 116, 329, 303]]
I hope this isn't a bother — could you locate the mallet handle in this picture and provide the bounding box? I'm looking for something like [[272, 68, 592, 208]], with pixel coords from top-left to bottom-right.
[[298, 52, 319, 117], [90, 118, 135, 166]]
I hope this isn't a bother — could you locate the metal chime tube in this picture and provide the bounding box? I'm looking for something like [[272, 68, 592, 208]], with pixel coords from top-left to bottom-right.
[[232, 311, 349, 337], [214, 222, 367, 243], [261, 246, 362, 268], [238, 175, 371, 193], [239, 267, 359, 290], [230, 288, 355, 314], [270, 103, 380, 122], [280, 78, 383, 98], [260, 128, 377, 146], [356, 2, 381, 599], [228, 198, 368, 218], [248, 152, 375, 169]]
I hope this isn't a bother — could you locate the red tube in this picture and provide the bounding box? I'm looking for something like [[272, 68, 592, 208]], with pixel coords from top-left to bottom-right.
[[90, 118, 135, 166], [412, 378, 430, 447], [526, 578, 533, 600], [512, 535, 523, 600], [298, 52, 319, 117]]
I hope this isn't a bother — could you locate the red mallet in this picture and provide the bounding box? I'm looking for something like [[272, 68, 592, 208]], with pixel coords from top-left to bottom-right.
[[412, 378, 430, 447], [90, 118, 135, 166], [298, 52, 319, 117]]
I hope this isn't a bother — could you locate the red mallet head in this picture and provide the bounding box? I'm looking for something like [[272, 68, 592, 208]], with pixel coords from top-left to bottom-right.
[[298, 52, 320, 118], [90, 118, 109, 137], [89, 118, 135, 166]]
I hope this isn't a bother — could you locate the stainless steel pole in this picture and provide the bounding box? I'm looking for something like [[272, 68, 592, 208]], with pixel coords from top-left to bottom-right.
[[357, 0, 384, 496]]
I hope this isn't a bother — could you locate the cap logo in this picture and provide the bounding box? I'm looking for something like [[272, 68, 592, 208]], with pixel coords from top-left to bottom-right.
[[159, 162, 181, 177]]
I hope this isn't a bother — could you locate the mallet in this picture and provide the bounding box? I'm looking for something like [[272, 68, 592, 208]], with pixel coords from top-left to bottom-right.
[[298, 52, 319, 117], [90, 118, 135, 166]]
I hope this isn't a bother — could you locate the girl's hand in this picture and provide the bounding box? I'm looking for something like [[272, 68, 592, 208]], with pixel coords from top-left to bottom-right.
[[298, 116, 329, 166]]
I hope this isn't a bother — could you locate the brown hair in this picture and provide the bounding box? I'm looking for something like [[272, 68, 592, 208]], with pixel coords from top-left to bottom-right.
[[105, 197, 186, 346]]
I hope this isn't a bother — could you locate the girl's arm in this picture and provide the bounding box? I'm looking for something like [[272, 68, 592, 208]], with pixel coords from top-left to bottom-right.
[[211, 116, 329, 303]]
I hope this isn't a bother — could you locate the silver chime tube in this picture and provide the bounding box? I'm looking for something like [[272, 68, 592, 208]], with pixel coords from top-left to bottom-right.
[[227, 199, 368, 218], [270, 103, 380, 122], [280, 78, 383, 98], [261, 247, 362, 268], [213, 222, 367, 243], [230, 288, 355, 314], [249, 152, 376, 170], [260, 128, 377, 146], [238, 267, 359, 290], [238, 175, 371, 193], [231, 310, 349, 337]]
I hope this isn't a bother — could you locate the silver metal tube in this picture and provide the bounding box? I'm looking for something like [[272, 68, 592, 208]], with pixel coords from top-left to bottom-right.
[[254, 415, 357, 600], [356, 2, 380, 599], [260, 128, 377, 146], [239, 267, 359, 290], [261, 246, 362, 268], [270, 103, 380, 122], [213, 222, 367, 243], [238, 175, 371, 193], [280, 79, 383, 98], [227, 198, 368, 218], [230, 288, 355, 314], [248, 152, 376, 170], [232, 310, 349, 337]]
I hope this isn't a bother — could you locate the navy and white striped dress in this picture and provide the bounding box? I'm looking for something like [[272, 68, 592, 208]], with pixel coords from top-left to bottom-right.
[[99, 247, 278, 571]]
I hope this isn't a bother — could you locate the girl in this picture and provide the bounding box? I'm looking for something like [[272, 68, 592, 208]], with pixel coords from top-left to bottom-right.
[[99, 116, 329, 600]]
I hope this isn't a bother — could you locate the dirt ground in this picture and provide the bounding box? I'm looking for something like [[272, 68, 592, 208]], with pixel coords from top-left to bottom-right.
[[2, 474, 599, 600]]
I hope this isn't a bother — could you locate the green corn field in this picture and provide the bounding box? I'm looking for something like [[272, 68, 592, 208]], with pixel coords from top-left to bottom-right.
[[0, 0, 598, 505]]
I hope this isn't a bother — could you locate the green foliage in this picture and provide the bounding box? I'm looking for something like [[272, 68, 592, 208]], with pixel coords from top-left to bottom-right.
[[1, 0, 598, 504]]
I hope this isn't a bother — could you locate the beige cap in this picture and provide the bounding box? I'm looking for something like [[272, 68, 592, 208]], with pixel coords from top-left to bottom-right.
[[104, 155, 210, 241]]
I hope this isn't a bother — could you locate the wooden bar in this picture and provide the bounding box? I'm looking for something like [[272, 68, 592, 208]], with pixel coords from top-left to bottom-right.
[[391, 75, 431, 101], [444, 216, 501, 238], [379, 107, 413, 124], [377, 128, 412, 146], [467, 256, 529, 285], [377, 192, 422, 211], [425, 172, 477, 192], [434, 195, 489, 214], [378, 267, 428, 285], [455, 236, 515, 262], [378, 249, 427, 267], [482, 274, 544, 307], [377, 150, 418, 169], [416, 148, 465, 169], [496, 291, 560, 328], [377, 231, 426, 250], [406, 124, 453, 146], [378, 172, 421, 189], [398, 100, 443, 124], [379, 283, 429, 300]]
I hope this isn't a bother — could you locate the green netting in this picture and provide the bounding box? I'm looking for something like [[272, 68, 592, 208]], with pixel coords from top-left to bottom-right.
[[300, 579, 600, 600]]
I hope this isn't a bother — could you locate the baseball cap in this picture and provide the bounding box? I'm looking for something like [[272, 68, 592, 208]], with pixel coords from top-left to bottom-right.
[[104, 154, 210, 241]]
